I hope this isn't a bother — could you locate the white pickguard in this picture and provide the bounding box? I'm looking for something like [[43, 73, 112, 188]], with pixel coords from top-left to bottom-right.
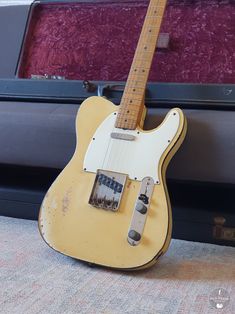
[[84, 109, 181, 183]]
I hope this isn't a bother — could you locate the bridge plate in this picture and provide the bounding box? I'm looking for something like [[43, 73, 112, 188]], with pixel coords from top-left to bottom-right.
[[89, 170, 127, 211]]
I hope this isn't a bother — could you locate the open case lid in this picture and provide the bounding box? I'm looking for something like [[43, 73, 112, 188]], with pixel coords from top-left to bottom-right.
[[0, 0, 235, 108]]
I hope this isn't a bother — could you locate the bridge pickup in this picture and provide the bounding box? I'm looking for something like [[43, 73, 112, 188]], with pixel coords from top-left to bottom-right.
[[89, 170, 127, 211], [127, 177, 154, 246]]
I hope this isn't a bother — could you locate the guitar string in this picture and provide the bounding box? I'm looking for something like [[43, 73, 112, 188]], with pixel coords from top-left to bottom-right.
[[117, 0, 160, 175], [103, 0, 161, 174], [103, 0, 162, 177], [114, 0, 162, 175]]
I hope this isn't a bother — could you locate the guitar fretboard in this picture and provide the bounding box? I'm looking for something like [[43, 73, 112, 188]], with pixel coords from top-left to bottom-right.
[[115, 0, 168, 130]]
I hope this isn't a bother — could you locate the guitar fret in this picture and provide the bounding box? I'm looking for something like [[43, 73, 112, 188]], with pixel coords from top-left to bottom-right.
[[146, 17, 164, 23], [120, 101, 140, 105], [125, 85, 145, 90], [130, 71, 150, 77], [122, 95, 144, 100], [125, 85, 145, 89], [130, 64, 152, 72], [116, 118, 137, 123], [134, 52, 155, 60], [132, 59, 152, 65], [120, 105, 142, 110], [117, 114, 139, 120], [124, 91, 144, 96], [115, 123, 137, 130], [122, 94, 144, 99], [118, 113, 137, 117], [121, 99, 143, 104], [118, 106, 142, 113], [124, 86, 145, 92], [119, 105, 140, 110], [119, 106, 140, 111], [118, 111, 139, 115]]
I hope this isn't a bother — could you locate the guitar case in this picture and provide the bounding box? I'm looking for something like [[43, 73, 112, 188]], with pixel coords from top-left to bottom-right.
[[0, 0, 235, 246]]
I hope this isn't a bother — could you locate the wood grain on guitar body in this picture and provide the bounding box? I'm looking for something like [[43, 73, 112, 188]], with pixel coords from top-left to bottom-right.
[[39, 0, 187, 270]]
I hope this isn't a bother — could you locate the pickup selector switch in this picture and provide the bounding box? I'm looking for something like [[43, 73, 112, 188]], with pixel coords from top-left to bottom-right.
[[136, 202, 147, 214], [138, 194, 149, 204]]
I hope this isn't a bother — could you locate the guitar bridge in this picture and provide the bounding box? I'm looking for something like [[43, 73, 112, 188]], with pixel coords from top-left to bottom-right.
[[89, 170, 127, 211]]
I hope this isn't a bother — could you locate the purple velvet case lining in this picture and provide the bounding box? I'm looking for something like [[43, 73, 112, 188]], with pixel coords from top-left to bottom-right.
[[18, 0, 235, 83]]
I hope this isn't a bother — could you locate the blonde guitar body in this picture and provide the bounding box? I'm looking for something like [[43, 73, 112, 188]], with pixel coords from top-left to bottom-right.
[[39, 96, 187, 270]]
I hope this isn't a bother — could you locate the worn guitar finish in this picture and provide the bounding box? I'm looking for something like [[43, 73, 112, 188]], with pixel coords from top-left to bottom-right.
[[39, 0, 187, 270]]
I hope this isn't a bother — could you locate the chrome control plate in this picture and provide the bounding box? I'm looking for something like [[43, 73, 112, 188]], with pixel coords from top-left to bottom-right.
[[127, 177, 155, 246], [89, 170, 127, 211]]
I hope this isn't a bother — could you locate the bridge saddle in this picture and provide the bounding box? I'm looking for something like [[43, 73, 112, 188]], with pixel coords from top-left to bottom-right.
[[89, 170, 127, 211]]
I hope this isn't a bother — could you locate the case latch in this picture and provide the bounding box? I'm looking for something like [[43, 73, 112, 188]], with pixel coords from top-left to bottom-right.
[[213, 217, 235, 242]]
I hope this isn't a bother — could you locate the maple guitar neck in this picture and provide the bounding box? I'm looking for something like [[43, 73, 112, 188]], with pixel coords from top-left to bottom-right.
[[115, 0, 168, 130]]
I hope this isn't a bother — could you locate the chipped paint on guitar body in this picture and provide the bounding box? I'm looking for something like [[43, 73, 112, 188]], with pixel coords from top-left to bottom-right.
[[39, 96, 187, 270]]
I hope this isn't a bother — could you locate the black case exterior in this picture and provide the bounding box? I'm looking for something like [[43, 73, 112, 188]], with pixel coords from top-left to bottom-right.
[[0, 5, 31, 79], [0, 1, 234, 247]]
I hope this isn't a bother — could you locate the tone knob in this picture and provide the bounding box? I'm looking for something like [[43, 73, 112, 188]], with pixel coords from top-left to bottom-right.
[[128, 230, 141, 242], [136, 202, 147, 214]]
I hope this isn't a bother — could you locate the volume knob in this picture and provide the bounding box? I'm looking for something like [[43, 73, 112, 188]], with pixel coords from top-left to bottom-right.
[[136, 202, 148, 214]]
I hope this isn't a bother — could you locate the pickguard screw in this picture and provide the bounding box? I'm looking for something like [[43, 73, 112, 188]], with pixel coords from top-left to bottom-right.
[[168, 140, 171, 143], [135, 177, 137, 180], [84, 168, 87, 171], [93, 138, 95, 140]]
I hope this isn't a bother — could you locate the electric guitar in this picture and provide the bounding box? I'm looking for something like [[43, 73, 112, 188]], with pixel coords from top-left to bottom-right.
[[39, 0, 187, 270]]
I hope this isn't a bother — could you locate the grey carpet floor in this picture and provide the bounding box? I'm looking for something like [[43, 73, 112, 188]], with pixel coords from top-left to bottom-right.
[[0, 216, 234, 314]]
